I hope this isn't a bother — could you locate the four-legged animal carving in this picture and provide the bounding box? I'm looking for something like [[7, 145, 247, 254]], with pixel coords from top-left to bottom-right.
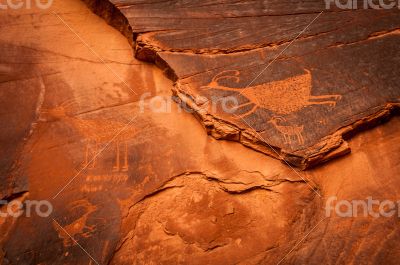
[[268, 117, 304, 145], [202, 69, 341, 117], [52, 200, 98, 247], [41, 104, 136, 172]]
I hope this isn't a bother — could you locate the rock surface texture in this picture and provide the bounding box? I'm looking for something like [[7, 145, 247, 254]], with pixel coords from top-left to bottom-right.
[[83, 0, 400, 168], [0, 0, 399, 265]]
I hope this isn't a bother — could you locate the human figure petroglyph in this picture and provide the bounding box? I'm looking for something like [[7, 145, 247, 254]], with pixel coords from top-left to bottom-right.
[[268, 117, 304, 145], [52, 200, 97, 247], [202, 69, 342, 117], [41, 102, 137, 172]]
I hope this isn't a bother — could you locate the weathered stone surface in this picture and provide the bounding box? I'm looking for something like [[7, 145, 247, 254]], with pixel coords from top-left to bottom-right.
[[0, 43, 45, 199], [0, 0, 400, 265], [83, 0, 400, 168]]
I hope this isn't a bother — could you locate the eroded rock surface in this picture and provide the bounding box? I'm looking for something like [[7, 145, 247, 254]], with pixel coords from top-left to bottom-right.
[[83, 0, 400, 168], [0, 1, 400, 265]]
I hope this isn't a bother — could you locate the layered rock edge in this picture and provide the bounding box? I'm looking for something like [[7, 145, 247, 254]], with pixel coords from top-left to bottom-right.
[[81, 0, 400, 169]]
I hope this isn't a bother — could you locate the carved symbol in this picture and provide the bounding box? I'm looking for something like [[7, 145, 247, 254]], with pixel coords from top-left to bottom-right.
[[52, 200, 98, 247], [202, 69, 341, 117], [81, 174, 129, 193], [41, 104, 137, 172], [268, 116, 304, 145]]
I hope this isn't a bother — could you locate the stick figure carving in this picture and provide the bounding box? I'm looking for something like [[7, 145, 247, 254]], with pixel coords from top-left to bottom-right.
[[268, 116, 304, 145], [202, 69, 341, 117], [41, 102, 136, 172]]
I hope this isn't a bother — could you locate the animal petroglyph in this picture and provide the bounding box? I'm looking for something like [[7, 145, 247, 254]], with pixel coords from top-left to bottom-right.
[[52, 200, 98, 247], [42, 103, 137, 172], [268, 117, 304, 145], [202, 70, 341, 117]]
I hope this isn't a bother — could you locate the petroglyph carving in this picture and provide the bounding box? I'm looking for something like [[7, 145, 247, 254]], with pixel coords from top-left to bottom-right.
[[81, 174, 129, 193], [268, 116, 304, 145], [41, 103, 137, 172], [202, 70, 341, 117], [85, 174, 129, 184], [52, 200, 97, 247], [80, 184, 104, 193]]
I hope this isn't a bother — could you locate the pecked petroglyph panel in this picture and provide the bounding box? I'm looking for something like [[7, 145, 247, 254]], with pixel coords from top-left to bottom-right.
[[81, 0, 400, 168], [81, 174, 129, 193], [165, 32, 400, 167], [41, 103, 138, 173], [2, 1, 400, 264]]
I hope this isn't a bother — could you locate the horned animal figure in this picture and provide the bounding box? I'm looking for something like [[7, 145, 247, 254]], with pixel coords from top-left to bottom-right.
[[268, 116, 304, 145]]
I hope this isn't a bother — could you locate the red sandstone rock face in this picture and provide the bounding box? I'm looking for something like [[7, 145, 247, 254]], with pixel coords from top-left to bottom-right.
[[0, 1, 399, 265], [83, 0, 400, 168]]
